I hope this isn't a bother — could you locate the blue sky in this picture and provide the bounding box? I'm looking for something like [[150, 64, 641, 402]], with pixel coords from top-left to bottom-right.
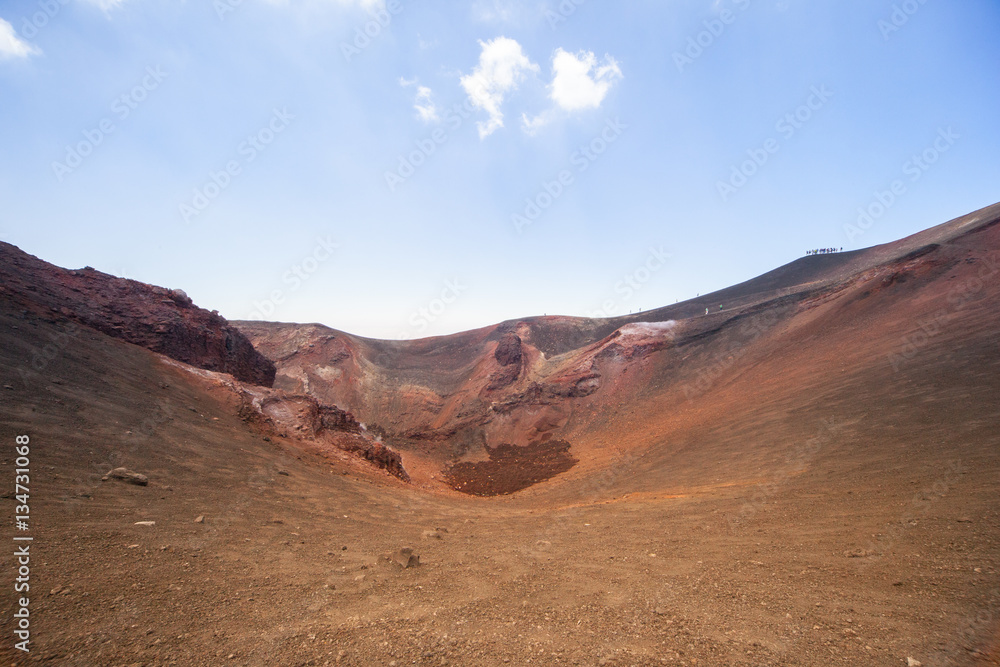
[[1, 0, 997, 339]]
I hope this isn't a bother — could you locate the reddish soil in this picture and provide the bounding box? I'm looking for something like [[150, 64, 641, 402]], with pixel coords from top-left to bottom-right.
[[0, 203, 998, 665]]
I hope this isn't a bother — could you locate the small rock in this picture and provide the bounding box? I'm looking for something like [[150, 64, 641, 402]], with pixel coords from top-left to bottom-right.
[[134, 521, 155, 527], [392, 547, 420, 569], [907, 658, 922, 667], [108, 468, 148, 486], [277, 470, 290, 476], [194, 516, 204, 524], [845, 549, 874, 558], [422, 530, 442, 540], [957, 517, 973, 523], [3, 385, 13, 390]]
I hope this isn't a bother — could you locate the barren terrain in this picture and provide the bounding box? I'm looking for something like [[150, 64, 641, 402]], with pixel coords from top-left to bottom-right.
[[1, 204, 999, 666]]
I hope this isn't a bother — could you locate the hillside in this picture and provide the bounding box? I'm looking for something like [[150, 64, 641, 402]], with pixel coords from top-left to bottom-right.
[[0, 242, 276, 387], [237, 202, 1000, 497], [0, 202, 998, 665]]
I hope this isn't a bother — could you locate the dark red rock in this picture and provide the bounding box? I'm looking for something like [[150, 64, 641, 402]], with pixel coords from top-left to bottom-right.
[[486, 363, 520, 391], [235, 387, 408, 481], [494, 333, 523, 366], [0, 242, 275, 386], [336, 435, 409, 482]]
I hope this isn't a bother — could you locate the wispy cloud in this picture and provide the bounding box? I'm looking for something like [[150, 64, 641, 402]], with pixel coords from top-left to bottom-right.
[[414, 86, 439, 122], [0, 18, 41, 59], [472, 0, 519, 23], [460, 36, 539, 138], [400, 77, 440, 123], [82, 0, 133, 11], [520, 109, 555, 136], [260, 0, 387, 9]]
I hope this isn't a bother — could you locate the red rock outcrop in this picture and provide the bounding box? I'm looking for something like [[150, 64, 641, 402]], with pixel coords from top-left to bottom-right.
[[232, 385, 408, 481], [0, 242, 275, 386], [493, 333, 522, 366]]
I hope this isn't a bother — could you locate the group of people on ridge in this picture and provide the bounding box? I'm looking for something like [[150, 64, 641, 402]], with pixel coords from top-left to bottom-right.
[[806, 247, 842, 255]]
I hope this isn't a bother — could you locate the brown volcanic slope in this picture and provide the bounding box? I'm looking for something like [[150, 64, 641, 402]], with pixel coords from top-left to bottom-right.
[[0, 202, 998, 666], [0, 241, 275, 387], [237, 202, 1000, 496]]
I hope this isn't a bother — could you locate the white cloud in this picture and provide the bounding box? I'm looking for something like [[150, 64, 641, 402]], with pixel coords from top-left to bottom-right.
[[399, 78, 440, 123], [0, 19, 41, 60], [414, 86, 439, 123], [549, 48, 622, 112], [460, 37, 539, 139], [520, 49, 623, 135], [521, 110, 554, 136]]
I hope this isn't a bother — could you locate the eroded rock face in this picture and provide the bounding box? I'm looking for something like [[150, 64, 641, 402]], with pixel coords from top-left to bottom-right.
[[235, 386, 409, 482], [336, 436, 409, 482], [0, 242, 275, 386], [487, 333, 523, 390], [494, 333, 523, 366], [486, 363, 521, 391]]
